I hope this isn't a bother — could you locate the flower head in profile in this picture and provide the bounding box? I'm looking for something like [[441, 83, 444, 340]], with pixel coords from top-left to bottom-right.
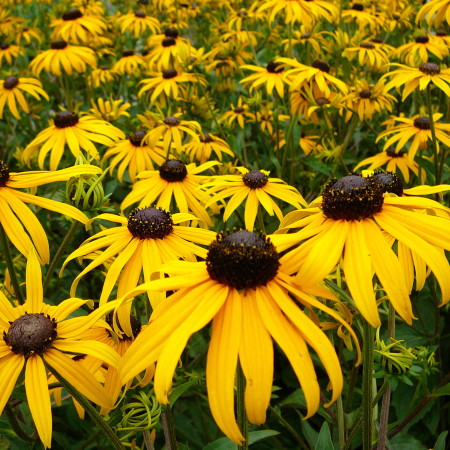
[[0, 76, 49, 120], [116, 10, 160, 38], [89, 66, 118, 87], [88, 98, 131, 122], [0, 249, 120, 448], [204, 167, 307, 231], [272, 174, 450, 327], [395, 34, 448, 66], [23, 110, 125, 170], [221, 97, 255, 129], [119, 230, 357, 444], [417, 0, 450, 27], [342, 41, 390, 72], [0, 43, 23, 66], [111, 50, 145, 76], [183, 132, 234, 163]]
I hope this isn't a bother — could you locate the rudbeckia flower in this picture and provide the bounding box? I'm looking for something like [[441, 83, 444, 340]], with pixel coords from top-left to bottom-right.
[[342, 42, 390, 72], [0, 161, 101, 264], [0, 249, 120, 448], [221, 97, 255, 129], [183, 132, 234, 163], [0, 76, 49, 120], [203, 167, 307, 231], [256, 108, 290, 135], [383, 62, 450, 100], [395, 35, 448, 66], [376, 113, 450, 160], [118, 230, 356, 444], [121, 160, 218, 227], [23, 110, 125, 170], [102, 131, 165, 183], [0, 43, 23, 66], [89, 65, 118, 87], [50, 8, 107, 44], [341, 3, 383, 32], [111, 50, 145, 76], [88, 98, 131, 122], [29, 40, 97, 77], [272, 174, 450, 327], [116, 10, 160, 38], [14, 25, 42, 45], [61, 208, 215, 310], [417, 0, 450, 27]]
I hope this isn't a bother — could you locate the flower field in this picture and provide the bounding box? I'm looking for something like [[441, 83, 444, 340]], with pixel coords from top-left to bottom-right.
[[0, 0, 449, 449]]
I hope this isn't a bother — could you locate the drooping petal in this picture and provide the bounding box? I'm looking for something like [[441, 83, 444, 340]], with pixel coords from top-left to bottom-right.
[[0, 353, 25, 415]]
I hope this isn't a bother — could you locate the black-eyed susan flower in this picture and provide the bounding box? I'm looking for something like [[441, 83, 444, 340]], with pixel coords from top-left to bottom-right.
[[50, 8, 107, 44], [29, 40, 97, 77], [183, 132, 234, 163], [116, 10, 160, 38], [221, 97, 255, 129], [121, 160, 218, 227], [395, 35, 448, 66], [417, 0, 450, 27], [257, 108, 290, 135], [354, 149, 420, 183], [62, 208, 216, 310], [376, 114, 450, 160], [203, 168, 307, 231], [0, 76, 48, 120], [89, 65, 118, 87], [23, 111, 125, 170], [341, 3, 383, 32], [0, 43, 23, 66], [88, 98, 131, 122], [102, 131, 165, 183], [14, 25, 42, 45], [383, 62, 450, 100], [281, 26, 327, 57], [0, 249, 120, 448], [0, 161, 100, 263], [240, 61, 291, 98], [118, 230, 356, 444], [111, 50, 145, 76], [272, 174, 450, 327], [342, 41, 390, 72]]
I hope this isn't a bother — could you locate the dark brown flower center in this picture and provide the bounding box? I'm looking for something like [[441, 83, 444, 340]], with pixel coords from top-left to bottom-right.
[[162, 37, 176, 47], [392, 14, 400, 20], [436, 30, 447, 37], [164, 27, 179, 38], [266, 60, 284, 73], [164, 116, 180, 126], [386, 148, 405, 157], [134, 10, 146, 18], [129, 130, 146, 146], [301, 32, 311, 39], [311, 60, 330, 73], [162, 68, 178, 79], [4, 313, 57, 357], [127, 207, 174, 239], [413, 117, 431, 130], [51, 40, 68, 50], [371, 37, 383, 43], [372, 171, 403, 196], [3, 76, 19, 90], [206, 231, 279, 290], [54, 111, 79, 128], [106, 312, 142, 340], [316, 97, 331, 106], [360, 42, 375, 49], [0, 160, 10, 186], [415, 35, 429, 44], [159, 159, 187, 181], [62, 8, 83, 21], [122, 50, 134, 57], [0, 43, 10, 50], [359, 89, 372, 99], [419, 62, 440, 75], [352, 3, 364, 11], [234, 106, 245, 113], [201, 132, 214, 143], [322, 175, 384, 220], [243, 170, 268, 189]]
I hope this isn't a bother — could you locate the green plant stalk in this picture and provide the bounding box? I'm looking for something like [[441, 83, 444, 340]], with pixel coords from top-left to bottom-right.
[[161, 405, 178, 450], [268, 406, 309, 450], [43, 220, 80, 295], [237, 362, 249, 450], [0, 224, 25, 304], [425, 85, 441, 184], [5, 403, 36, 442], [362, 320, 375, 450], [47, 365, 125, 450], [336, 395, 345, 450]]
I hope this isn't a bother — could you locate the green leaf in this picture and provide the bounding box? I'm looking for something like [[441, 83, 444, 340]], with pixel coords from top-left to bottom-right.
[[433, 431, 448, 450], [431, 383, 450, 397], [169, 379, 198, 405], [204, 437, 236, 450], [315, 422, 334, 450], [248, 430, 280, 444]]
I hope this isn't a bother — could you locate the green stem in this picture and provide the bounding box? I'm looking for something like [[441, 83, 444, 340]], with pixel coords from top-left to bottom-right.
[[5, 403, 36, 443], [47, 365, 125, 450], [43, 221, 80, 295], [237, 363, 249, 450], [425, 85, 441, 184], [362, 320, 375, 450], [0, 224, 25, 304], [161, 405, 178, 450], [336, 395, 345, 450], [268, 406, 309, 450]]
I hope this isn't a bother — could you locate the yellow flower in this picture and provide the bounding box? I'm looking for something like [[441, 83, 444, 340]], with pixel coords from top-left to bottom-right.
[[272, 174, 450, 327], [121, 160, 218, 227], [183, 132, 234, 163], [341, 3, 384, 32], [256, 108, 290, 135], [89, 65, 118, 87], [88, 98, 131, 122], [221, 97, 255, 129], [118, 230, 356, 443], [23, 111, 125, 170], [203, 167, 307, 231], [14, 25, 42, 45], [0, 249, 120, 448], [29, 40, 97, 77], [417, 0, 450, 27], [111, 50, 145, 76], [0, 161, 100, 263], [0, 76, 48, 120], [342, 42, 390, 72], [395, 34, 448, 66], [116, 10, 160, 38], [0, 43, 23, 66]]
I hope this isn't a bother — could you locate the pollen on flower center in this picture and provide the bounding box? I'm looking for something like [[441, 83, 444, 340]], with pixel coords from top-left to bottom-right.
[[413, 117, 431, 130], [206, 230, 280, 290], [129, 130, 146, 146], [322, 174, 384, 221], [159, 159, 188, 181], [162, 37, 176, 47], [0, 160, 10, 186], [163, 69, 178, 79], [243, 170, 269, 189], [53, 111, 79, 128], [266, 60, 283, 73], [311, 60, 330, 73], [419, 62, 440, 75], [105, 312, 142, 340], [62, 8, 83, 21], [4, 313, 57, 357], [127, 207, 174, 239], [51, 39, 68, 50], [372, 171, 403, 196], [3, 76, 19, 90]]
